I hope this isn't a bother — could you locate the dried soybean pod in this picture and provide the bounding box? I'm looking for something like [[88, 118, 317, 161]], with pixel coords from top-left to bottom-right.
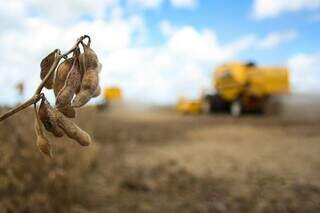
[[92, 63, 102, 98], [92, 85, 101, 98], [56, 105, 75, 118], [40, 49, 59, 89], [80, 42, 99, 70], [54, 58, 74, 97], [55, 110, 91, 146], [34, 119, 53, 158], [71, 67, 99, 107], [72, 44, 100, 107], [56, 51, 82, 108], [54, 57, 76, 118], [38, 98, 64, 137], [74, 48, 84, 93], [91, 63, 102, 98]]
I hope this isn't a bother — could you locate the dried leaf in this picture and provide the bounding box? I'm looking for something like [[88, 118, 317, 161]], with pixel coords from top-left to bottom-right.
[[40, 49, 59, 89]]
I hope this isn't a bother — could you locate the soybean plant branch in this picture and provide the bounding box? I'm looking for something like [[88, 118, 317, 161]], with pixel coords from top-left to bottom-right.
[[0, 35, 90, 122]]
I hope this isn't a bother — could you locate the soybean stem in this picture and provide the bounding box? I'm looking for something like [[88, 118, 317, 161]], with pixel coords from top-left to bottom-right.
[[0, 95, 41, 121]]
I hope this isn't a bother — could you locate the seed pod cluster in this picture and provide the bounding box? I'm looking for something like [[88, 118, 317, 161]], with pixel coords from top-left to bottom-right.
[[34, 97, 92, 157], [33, 35, 100, 157]]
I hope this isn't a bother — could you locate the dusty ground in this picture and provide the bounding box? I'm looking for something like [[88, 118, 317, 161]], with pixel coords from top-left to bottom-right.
[[1, 106, 320, 212]]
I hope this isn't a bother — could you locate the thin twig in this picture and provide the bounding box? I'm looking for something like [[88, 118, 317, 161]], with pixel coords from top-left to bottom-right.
[[0, 95, 42, 122], [61, 36, 88, 58], [0, 35, 91, 122]]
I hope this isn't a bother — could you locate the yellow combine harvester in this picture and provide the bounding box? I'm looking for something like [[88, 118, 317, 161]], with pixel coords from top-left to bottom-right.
[[178, 62, 290, 116], [96, 86, 122, 110], [177, 97, 202, 114], [103, 86, 122, 102]]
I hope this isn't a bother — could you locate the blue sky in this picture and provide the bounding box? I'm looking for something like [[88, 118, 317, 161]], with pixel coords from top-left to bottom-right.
[[0, 0, 319, 104], [143, 0, 319, 63]]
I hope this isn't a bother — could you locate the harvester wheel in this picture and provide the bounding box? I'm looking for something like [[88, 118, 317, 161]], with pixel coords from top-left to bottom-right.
[[203, 94, 230, 113], [231, 101, 242, 117]]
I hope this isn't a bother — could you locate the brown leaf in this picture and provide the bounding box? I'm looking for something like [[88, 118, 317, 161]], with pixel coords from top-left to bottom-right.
[[40, 49, 59, 89]]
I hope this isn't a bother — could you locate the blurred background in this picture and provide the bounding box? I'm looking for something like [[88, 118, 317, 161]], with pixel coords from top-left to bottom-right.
[[0, 0, 320, 212]]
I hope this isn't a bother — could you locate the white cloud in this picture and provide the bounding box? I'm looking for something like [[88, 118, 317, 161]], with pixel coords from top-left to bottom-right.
[[161, 22, 297, 51], [127, 0, 198, 10], [0, 1, 27, 29], [103, 47, 212, 103], [166, 27, 230, 62], [170, 0, 198, 8], [0, 0, 120, 26], [257, 30, 297, 49], [159, 20, 178, 37], [288, 53, 320, 93], [30, 0, 119, 21], [252, 0, 320, 19], [225, 35, 257, 53], [223, 30, 298, 51], [103, 25, 262, 104], [127, 0, 163, 9]]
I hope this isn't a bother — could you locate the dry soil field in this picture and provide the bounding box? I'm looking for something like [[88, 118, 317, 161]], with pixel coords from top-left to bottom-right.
[[0, 105, 320, 212]]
